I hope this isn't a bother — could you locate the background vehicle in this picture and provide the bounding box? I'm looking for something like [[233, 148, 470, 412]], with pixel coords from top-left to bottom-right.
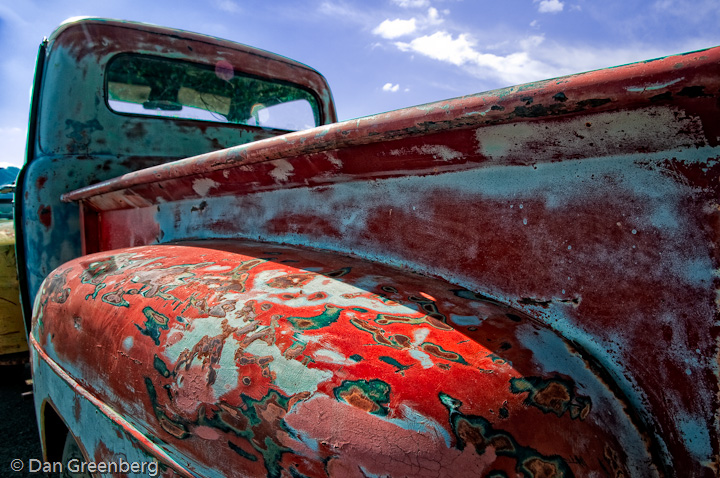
[[0, 206, 26, 365], [21, 18, 720, 477]]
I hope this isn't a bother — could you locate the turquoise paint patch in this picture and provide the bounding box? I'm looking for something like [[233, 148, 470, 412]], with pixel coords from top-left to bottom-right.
[[682, 257, 714, 286], [626, 77, 684, 92], [649, 203, 680, 230], [677, 412, 712, 461], [450, 314, 481, 326], [135, 306, 170, 346], [381, 404, 452, 448]]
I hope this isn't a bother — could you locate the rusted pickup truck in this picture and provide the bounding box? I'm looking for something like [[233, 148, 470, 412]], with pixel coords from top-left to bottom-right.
[[19, 17, 719, 478]]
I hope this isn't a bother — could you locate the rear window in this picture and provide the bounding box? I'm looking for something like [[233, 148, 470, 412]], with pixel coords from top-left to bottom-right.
[[106, 54, 320, 131]]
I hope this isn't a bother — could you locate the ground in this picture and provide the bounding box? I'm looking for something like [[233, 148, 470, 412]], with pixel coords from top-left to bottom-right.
[[0, 363, 43, 477]]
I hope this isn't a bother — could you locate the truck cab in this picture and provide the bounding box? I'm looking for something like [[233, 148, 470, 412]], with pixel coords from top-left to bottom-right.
[[17, 17, 336, 324]]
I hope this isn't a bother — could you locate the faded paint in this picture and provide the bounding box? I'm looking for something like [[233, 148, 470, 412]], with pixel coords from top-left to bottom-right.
[[34, 240, 660, 477], [191, 178, 220, 197], [19, 17, 337, 317], [64, 48, 720, 474], [390, 144, 463, 162], [269, 159, 295, 182], [27, 17, 720, 478], [31, 336, 194, 477]]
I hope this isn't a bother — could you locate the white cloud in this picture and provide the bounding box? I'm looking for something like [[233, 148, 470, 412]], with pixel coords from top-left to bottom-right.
[[392, 26, 699, 86], [382, 83, 400, 92], [520, 35, 545, 49], [535, 0, 564, 13], [427, 7, 443, 24], [395, 31, 559, 84], [373, 18, 418, 39], [392, 0, 430, 8], [396, 31, 476, 66]]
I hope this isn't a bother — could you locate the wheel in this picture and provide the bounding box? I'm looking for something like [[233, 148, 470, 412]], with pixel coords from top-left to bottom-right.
[[59, 432, 91, 478]]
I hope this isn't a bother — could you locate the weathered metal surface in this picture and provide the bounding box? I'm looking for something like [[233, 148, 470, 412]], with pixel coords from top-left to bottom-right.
[[34, 240, 661, 477], [64, 47, 720, 207], [0, 219, 27, 359], [31, 338, 187, 477], [37, 19, 336, 158], [21, 15, 720, 477], [18, 18, 336, 318], [60, 45, 720, 477]]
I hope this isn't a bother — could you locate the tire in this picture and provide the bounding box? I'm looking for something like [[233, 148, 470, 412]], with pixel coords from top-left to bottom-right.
[[59, 433, 91, 478]]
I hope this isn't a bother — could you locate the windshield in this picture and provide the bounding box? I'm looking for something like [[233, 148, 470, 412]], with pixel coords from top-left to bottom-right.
[[106, 54, 320, 131]]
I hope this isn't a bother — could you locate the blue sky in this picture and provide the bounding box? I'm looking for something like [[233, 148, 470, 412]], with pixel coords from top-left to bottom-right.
[[0, 0, 718, 167]]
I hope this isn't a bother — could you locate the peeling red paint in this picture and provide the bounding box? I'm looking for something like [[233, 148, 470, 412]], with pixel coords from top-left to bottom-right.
[[34, 240, 661, 477]]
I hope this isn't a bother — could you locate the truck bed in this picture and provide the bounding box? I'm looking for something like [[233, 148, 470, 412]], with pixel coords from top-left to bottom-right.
[[59, 46, 720, 475]]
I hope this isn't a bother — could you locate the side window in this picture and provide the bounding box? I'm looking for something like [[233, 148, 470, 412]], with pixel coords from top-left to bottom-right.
[[106, 55, 320, 131]]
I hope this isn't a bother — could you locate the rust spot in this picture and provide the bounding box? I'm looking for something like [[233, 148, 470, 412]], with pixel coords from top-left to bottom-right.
[[422, 343, 464, 362], [37, 205, 52, 229], [266, 273, 313, 289], [510, 376, 591, 420], [191, 201, 208, 212], [490, 435, 514, 452], [523, 457, 562, 478], [125, 122, 147, 140], [73, 395, 82, 422], [519, 297, 552, 308], [293, 319, 313, 328], [334, 379, 390, 416], [604, 445, 630, 477], [533, 382, 571, 413], [457, 418, 488, 450], [159, 415, 189, 439], [308, 292, 327, 301], [677, 85, 710, 98], [210, 137, 225, 150], [577, 98, 611, 108], [392, 334, 411, 348], [650, 91, 673, 102], [339, 387, 381, 413]]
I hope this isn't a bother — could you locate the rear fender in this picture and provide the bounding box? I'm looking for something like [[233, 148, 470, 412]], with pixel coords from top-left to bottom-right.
[[32, 240, 664, 477]]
